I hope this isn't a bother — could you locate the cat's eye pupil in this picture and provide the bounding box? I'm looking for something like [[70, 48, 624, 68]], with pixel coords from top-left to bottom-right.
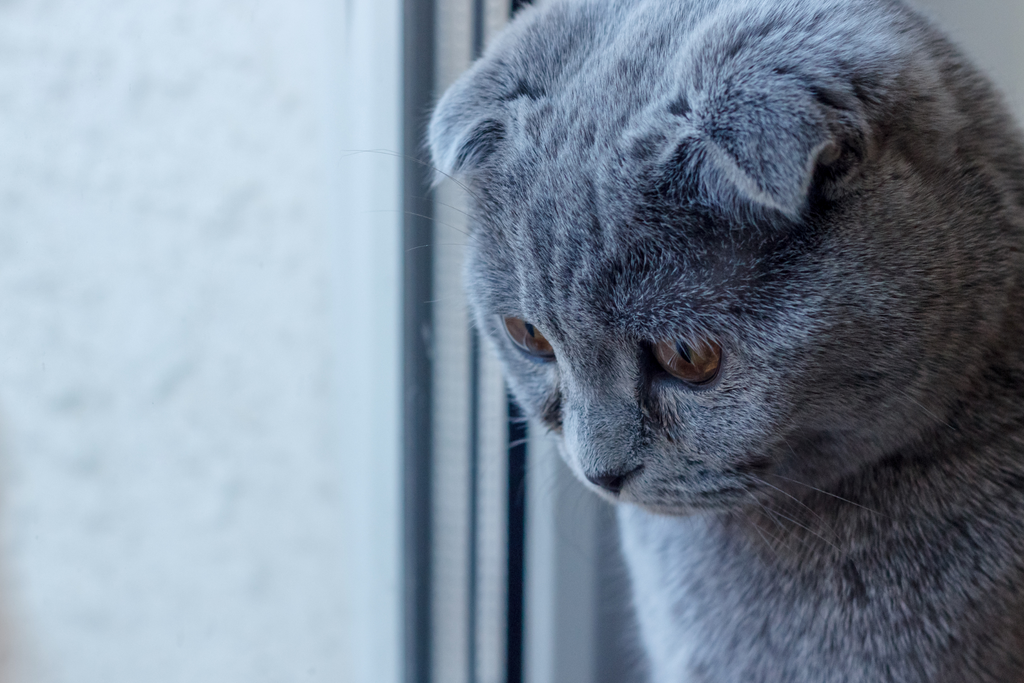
[[654, 337, 722, 386], [676, 341, 693, 364], [502, 316, 556, 360]]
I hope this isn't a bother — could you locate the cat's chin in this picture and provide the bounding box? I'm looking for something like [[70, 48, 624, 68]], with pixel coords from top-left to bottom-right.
[[629, 501, 705, 517], [629, 499, 736, 517], [619, 487, 754, 517], [568, 456, 758, 514]]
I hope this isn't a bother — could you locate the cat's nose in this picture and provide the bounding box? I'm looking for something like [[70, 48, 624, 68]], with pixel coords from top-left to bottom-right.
[[586, 465, 643, 495]]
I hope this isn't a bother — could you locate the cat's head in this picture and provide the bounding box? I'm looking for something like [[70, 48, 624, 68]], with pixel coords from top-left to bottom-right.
[[429, 0, 1022, 513]]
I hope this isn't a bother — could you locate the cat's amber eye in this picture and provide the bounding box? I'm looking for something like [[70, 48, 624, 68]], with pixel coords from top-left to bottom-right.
[[653, 338, 722, 386], [503, 316, 555, 360]]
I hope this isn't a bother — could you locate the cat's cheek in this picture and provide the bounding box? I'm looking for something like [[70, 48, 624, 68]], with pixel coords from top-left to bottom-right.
[[496, 347, 563, 430], [556, 408, 588, 477]]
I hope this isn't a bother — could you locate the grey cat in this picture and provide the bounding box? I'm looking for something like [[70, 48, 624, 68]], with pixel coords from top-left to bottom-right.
[[428, 0, 1024, 680]]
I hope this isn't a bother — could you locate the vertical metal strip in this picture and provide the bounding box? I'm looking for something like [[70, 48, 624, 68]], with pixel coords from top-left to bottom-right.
[[506, 398, 528, 683], [432, 0, 476, 678], [403, 0, 436, 680], [503, 2, 530, 679], [473, 0, 486, 56], [467, 331, 481, 683], [502, 3, 530, 680], [467, 4, 485, 682]]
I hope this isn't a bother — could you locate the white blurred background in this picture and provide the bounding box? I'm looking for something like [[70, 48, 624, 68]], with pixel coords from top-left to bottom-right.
[[0, 0, 1017, 682], [0, 0, 401, 681]]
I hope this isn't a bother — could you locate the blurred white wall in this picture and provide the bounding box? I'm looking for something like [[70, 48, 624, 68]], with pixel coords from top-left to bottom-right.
[[0, 0, 402, 681], [912, 0, 1024, 120]]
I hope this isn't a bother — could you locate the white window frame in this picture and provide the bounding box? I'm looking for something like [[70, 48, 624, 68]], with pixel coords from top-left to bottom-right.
[[337, 1, 404, 682]]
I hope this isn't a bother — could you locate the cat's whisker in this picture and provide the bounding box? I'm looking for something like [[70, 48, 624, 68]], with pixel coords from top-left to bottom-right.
[[775, 438, 888, 518], [431, 198, 477, 222], [761, 471, 889, 519], [340, 147, 483, 202], [746, 493, 787, 535], [745, 490, 828, 554], [406, 243, 477, 255], [895, 387, 958, 433], [750, 499, 841, 552], [741, 491, 790, 560], [361, 208, 475, 240], [746, 474, 841, 541], [748, 525, 786, 563]]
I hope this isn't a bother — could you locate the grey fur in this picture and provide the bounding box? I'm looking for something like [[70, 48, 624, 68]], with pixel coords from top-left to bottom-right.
[[429, 0, 1024, 681]]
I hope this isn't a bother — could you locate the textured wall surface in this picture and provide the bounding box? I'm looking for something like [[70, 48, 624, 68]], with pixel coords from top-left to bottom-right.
[[0, 0, 399, 681]]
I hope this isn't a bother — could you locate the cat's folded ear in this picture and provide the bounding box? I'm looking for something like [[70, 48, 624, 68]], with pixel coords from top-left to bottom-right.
[[660, 74, 868, 219], [429, 68, 507, 183]]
